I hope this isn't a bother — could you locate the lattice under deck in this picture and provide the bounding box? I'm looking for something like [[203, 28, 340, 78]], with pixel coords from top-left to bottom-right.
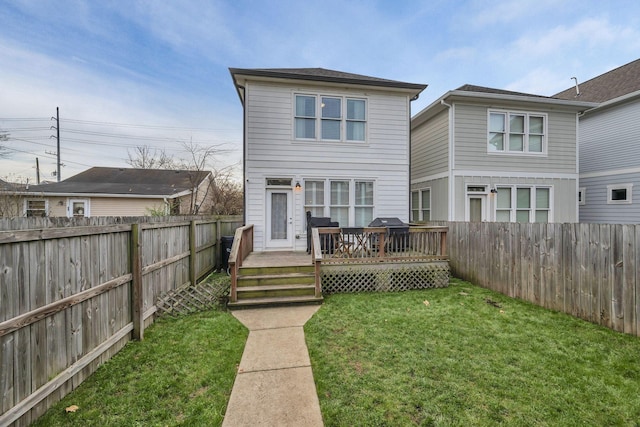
[[321, 261, 449, 294]]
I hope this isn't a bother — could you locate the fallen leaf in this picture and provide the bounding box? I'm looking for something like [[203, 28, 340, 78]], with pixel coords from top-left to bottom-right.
[[423, 300, 430, 306], [500, 310, 505, 314], [65, 405, 79, 413], [459, 292, 469, 296]]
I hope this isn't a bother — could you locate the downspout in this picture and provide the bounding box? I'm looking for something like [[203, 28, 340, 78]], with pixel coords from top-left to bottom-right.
[[409, 93, 420, 222], [237, 84, 247, 225], [440, 99, 454, 221]]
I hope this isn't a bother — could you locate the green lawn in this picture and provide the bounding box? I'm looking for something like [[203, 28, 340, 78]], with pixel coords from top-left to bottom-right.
[[305, 279, 640, 426], [32, 308, 247, 427], [31, 277, 640, 426]]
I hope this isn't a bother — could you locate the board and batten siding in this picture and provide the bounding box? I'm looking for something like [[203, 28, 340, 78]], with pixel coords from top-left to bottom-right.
[[579, 173, 640, 223], [244, 80, 412, 251], [453, 103, 578, 174], [411, 109, 449, 181], [579, 100, 640, 173]]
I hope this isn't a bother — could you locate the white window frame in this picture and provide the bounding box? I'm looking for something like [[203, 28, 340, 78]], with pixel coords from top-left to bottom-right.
[[607, 183, 633, 204], [488, 110, 547, 155], [304, 180, 326, 218], [293, 93, 367, 143], [494, 185, 553, 223], [303, 178, 376, 227], [354, 180, 374, 227], [578, 187, 586, 206], [24, 199, 48, 217], [68, 199, 90, 218], [411, 188, 431, 222]]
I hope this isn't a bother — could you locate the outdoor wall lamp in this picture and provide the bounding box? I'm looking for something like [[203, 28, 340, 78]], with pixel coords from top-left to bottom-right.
[[295, 182, 302, 191], [490, 188, 498, 194]]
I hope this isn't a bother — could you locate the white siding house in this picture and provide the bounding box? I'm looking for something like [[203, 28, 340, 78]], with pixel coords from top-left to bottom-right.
[[411, 85, 596, 223], [554, 58, 640, 223], [230, 68, 426, 251]]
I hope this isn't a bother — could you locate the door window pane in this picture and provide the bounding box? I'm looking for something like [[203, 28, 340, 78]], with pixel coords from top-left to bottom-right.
[[271, 193, 287, 239]]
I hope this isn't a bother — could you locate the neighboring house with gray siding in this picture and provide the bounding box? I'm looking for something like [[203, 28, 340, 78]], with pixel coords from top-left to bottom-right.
[[554, 58, 640, 223], [230, 67, 426, 251], [411, 85, 595, 223]]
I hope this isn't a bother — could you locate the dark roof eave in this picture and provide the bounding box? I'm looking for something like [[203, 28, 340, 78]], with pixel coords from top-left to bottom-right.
[[229, 67, 427, 93], [412, 89, 598, 128]]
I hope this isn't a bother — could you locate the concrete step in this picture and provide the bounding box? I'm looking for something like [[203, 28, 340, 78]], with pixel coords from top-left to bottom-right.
[[228, 294, 324, 309]]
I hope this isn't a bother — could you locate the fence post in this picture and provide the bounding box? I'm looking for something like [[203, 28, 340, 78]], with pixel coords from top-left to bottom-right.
[[216, 219, 221, 270], [131, 223, 144, 340], [190, 220, 197, 286]]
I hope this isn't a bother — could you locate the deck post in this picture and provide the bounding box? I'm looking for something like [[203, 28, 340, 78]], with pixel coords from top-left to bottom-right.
[[440, 229, 447, 257]]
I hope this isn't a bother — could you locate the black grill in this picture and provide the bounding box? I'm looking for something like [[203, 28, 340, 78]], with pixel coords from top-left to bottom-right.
[[368, 217, 409, 251], [306, 212, 339, 254]]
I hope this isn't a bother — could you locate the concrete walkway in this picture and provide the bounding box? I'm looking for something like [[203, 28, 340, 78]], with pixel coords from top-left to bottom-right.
[[222, 305, 324, 426]]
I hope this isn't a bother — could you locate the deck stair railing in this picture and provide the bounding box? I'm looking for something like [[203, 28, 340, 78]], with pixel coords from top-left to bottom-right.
[[228, 224, 254, 302]]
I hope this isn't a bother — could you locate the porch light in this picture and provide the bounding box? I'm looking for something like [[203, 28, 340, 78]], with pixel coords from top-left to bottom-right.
[[295, 182, 302, 191]]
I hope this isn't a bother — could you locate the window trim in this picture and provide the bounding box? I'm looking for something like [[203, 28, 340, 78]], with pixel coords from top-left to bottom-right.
[[487, 109, 548, 156], [24, 199, 48, 217], [494, 185, 553, 223], [411, 187, 431, 222], [607, 183, 633, 204], [303, 178, 376, 227], [67, 198, 90, 218], [293, 93, 368, 143]]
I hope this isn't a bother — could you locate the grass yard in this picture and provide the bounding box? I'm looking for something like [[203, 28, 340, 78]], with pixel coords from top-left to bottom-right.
[[305, 278, 640, 426], [32, 308, 247, 426]]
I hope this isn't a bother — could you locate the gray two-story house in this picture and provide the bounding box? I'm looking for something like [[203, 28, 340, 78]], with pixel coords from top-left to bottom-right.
[[554, 58, 640, 223], [411, 85, 595, 223]]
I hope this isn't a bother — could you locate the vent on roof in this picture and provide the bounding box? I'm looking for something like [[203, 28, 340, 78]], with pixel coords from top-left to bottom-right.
[[571, 77, 580, 97]]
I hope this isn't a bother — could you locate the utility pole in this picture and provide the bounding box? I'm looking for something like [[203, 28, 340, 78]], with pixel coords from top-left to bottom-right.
[[35, 157, 41, 184], [56, 107, 60, 182], [50, 107, 61, 182]]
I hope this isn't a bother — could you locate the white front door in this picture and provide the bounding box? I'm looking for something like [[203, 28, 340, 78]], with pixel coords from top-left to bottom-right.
[[266, 189, 293, 249]]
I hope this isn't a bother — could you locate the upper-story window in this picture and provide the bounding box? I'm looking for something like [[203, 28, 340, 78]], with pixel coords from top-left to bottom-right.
[[295, 94, 366, 142], [488, 111, 546, 154]]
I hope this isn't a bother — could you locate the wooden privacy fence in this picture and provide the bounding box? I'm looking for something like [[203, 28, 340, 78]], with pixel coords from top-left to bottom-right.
[[0, 215, 242, 426], [442, 222, 640, 337]]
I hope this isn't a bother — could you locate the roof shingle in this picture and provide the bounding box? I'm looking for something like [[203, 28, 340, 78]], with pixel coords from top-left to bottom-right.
[[553, 58, 640, 102]]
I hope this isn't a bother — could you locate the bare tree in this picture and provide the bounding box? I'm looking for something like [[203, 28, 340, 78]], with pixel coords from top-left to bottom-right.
[[126, 145, 177, 169], [208, 166, 243, 215]]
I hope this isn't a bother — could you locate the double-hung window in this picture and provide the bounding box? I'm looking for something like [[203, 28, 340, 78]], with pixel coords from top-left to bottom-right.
[[496, 186, 551, 223], [295, 95, 316, 139], [411, 189, 431, 222], [295, 94, 366, 142], [354, 181, 374, 226], [489, 111, 546, 154], [304, 180, 325, 217], [330, 180, 350, 225]]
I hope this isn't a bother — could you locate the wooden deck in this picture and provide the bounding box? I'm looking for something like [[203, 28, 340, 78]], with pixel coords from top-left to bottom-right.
[[227, 225, 450, 307], [242, 251, 312, 268]]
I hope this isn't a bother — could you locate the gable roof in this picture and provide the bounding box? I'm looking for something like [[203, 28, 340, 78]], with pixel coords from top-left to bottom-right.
[[229, 67, 427, 102], [553, 58, 640, 103], [21, 167, 211, 198], [412, 84, 597, 127]]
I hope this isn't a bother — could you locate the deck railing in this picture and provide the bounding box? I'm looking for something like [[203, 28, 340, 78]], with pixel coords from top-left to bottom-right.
[[228, 224, 254, 302], [314, 225, 448, 264]]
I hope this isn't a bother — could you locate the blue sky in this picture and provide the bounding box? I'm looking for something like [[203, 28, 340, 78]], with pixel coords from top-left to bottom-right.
[[1, 0, 639, 183]]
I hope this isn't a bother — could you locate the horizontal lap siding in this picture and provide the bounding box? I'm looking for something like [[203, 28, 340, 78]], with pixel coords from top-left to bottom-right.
[[411, 177, 448, 220], [580, 101, 640, 173], [454, 103, 577, 174], [411, 110, 449, 180], [90, 198, 165, 217], [579, 173, 640, 223], [245, 81, 411, 249]]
